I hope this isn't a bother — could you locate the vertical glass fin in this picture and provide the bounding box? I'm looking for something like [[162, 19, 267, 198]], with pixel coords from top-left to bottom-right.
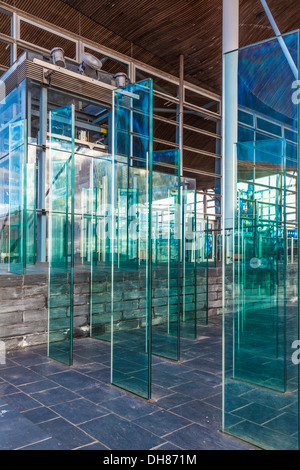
[[181, 183, 197, 338], [152, 149, 180, 361], [9, 120, 27, 275], [112, 79, 153, 399], [196, 215, 209, 325], [48, 104, 75, 366], [90, 156, 113, 341], [223, 31, 299, 450], [26, 161, 37, 265]]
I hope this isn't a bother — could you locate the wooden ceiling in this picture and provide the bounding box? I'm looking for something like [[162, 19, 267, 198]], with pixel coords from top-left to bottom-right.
[[49, 0, 300, 93], [2, 0, 300, 94]]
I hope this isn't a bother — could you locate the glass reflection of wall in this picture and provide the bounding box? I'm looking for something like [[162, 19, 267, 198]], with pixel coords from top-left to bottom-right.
[[26, 80, 112, 269], [223, 31, 299, 451], [0, 79, 26, 271]]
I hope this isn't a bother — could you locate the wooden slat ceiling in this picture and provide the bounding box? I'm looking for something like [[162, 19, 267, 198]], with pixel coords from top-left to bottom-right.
[[2, 0, 300, 94], [63, 0, 300, 95]]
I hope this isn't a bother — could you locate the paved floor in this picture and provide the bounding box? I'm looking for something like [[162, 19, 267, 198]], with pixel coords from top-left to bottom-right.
[[0, 316, 256, 450]]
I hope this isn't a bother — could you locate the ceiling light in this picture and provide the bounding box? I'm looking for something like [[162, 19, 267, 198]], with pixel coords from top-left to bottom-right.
[[79, 52, 103, 79], [114, 72, 128, 87], [50, 47, 65, 68]]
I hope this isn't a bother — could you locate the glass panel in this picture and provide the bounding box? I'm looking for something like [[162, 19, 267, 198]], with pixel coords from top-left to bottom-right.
[[181, 182, 197, 338], [0, 39, 11, 70], [26, 161, 36, 265], [183, 148, 221, 174], [0, 79, 26, 272], [48, 104, 75, 366], [152, 149, 180, 360], [112, 79, 153, 399], [183, 127, 221, 156], [136, 69, 178, 97], [20, 21, 77, 59], [184, 87, 220, 114], [153, 95, 178, 123], [196, 216, 208, 325], [235, 139, 286, 387], [153, 119, 177, 144], [0, 154, 9, 268], [223, 31, 299, 450], [84, 47, 128, 77], [184, 106, 220, 136], [0, 79, 26, 160], [183, 170, 221, 198], [9, 120, 26, 275], [0, 10, 12, 37], [90, 155, 113, 341]]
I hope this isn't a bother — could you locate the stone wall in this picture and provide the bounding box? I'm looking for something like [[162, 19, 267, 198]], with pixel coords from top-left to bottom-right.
[[0, 266, 223, 351], [208, 266, 222, 316], [0, 272, 91, 350]]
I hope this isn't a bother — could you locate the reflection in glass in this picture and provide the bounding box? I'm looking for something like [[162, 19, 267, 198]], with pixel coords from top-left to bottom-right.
[[152, 150, 180, 361], [90, 156, 113, 341], [48, 104, 75, 366], [112, 79, 153, 399], [9, 120, 26, 275], [181, 186, 197, 338], [223, 31, 299, 450]]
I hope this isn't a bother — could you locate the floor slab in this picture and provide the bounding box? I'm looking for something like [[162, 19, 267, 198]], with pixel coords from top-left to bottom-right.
[[0, 316, 257, 450]]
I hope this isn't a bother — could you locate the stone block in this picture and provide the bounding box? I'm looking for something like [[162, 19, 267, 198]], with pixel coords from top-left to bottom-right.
[[0, 287, 23, 300], [0, 311, 23, 327], [23, 308, 48, 323]]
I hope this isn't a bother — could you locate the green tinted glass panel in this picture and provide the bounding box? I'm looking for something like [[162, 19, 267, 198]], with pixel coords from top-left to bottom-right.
[[181, 187, 197, 338], [0, 155, 9, 265], [0, 80, 26, 269], [26, 162, 36, 265], [234, 139, 286, 388], [112, 79, 153, 399], [152, 150, 180, 361], [117, 187, 139, 263], [223, 31, 299, 450], [0, 79, 26, 161], [90, 156, 113, 341], [48, 104, 75, 366], [196, 216, 209, 325], [9, 120, 26, 275]]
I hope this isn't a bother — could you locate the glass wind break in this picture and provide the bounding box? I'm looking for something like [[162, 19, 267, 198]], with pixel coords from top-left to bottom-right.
[[223, 31, 299, 450], [152, 149, 180, 361], [48, 104, 75, 366], [9, 120, 27, 275], [111, 79, 153, 399]]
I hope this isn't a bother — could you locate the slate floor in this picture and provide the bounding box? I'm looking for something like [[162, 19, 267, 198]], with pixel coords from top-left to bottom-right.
[[0, 316, 256, 450]]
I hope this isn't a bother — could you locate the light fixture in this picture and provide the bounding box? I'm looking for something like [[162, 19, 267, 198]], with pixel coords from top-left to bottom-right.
[[114, 72, 128, 87], [50, 47, 66, 68], [78, 52, 103, 79]]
